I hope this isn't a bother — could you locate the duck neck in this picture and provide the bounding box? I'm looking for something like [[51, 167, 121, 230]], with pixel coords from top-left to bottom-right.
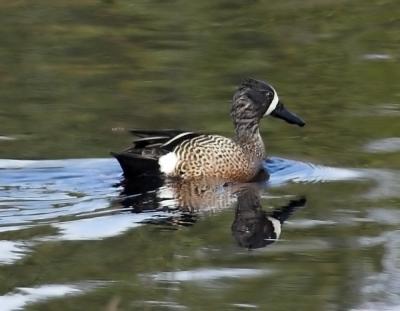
[[234, 119, 259, 140], [233, 120, 265, 159]]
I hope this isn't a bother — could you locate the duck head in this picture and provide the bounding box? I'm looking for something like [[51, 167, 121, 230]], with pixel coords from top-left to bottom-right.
[[231, 78, 305, 129]]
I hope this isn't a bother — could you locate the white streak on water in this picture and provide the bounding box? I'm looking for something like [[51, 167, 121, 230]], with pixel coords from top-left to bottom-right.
[[364, 137, 400, 153], [266, 157, 365, 186], [0, 282, 103, 311], [231, 303, 258, 309], [53, 212, 170, 240], [366, 209, 400, 225], [286, 219, 337, 229], [0, 241, 29, 265], [149, 268, 271, 282], [138, 300, 188, 310], [362, 53, 393, 60], [352, 231, 400, 311], [363, 169, 400, 199], [0, 136, 16, 141]]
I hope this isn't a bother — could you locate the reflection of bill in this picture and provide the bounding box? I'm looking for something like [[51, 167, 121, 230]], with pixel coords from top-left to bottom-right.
[[119, 176, 306, 249], [232, 188, 306, 249]]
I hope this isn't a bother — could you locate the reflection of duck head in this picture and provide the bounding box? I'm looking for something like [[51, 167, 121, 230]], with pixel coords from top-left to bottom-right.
[[232, 188, 306, 249]]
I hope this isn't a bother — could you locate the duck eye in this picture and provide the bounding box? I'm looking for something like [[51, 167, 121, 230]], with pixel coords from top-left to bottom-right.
[[265, 91, 273, 99]]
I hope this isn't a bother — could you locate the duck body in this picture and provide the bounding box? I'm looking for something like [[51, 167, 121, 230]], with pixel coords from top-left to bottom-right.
[[113, 78, 305, 183], [113, 130, 265, 182]]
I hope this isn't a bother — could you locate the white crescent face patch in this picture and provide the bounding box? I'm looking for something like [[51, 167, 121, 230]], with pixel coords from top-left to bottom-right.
[[264, 87, 279, 116]]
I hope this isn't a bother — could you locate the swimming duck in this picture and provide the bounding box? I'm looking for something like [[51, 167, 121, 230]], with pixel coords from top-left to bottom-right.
[[112, 78, 305, 182]]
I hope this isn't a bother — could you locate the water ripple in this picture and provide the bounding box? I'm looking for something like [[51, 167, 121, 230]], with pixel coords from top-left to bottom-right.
[[0, 156, 391, 242]]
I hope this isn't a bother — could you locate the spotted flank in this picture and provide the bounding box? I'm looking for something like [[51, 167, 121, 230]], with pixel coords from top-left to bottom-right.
[[112, 78, 305, 182], [167, 134, 264, 181]]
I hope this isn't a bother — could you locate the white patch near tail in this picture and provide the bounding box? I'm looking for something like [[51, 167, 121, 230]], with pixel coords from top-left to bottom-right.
[[267, 217, 282, 239], [158, 152, 178, 175]]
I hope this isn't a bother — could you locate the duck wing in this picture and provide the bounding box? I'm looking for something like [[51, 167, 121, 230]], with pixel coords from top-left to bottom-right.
[[112, 129, 203, 179], [129, 129, 190, 138], [129, 129, 201, 152]]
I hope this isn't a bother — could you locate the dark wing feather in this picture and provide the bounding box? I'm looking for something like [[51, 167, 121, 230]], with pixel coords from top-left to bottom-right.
[[127, 131, 202, 153], [132, 136, 171, 149], [113, 129, 203, 179], [129, 129, 188, 138], [161, 132, 201, 152]]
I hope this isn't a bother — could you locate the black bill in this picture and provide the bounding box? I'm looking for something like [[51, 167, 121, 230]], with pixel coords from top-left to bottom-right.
[[271, 102, 305, 127]]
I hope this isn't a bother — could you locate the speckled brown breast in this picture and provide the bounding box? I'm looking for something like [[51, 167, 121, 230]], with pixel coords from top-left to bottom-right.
[[172, 135, 264, 182]]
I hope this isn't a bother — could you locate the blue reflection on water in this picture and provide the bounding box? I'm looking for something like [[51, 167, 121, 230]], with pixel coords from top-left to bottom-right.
[[0, 156, 364, 236], [1, 156, 362, 190]]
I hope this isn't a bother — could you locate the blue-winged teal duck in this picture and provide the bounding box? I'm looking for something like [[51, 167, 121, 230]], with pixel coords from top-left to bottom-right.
[[113, 78, 305, 182]]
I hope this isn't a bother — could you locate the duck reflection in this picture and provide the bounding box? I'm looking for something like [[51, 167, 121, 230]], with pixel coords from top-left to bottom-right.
[[118, 177, 306, 249], [232, 188, 306, 249]]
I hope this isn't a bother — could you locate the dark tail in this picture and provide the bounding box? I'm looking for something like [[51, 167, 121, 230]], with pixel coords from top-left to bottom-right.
[[111, 152, 160, 179]]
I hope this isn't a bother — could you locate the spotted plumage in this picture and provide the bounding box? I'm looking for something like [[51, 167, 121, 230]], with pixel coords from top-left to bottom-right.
[[172, 134, 264, 181], [112, 78, 305, 182]]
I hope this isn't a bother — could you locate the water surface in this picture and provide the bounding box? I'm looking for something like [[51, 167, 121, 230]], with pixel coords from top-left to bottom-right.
[[0, 0, 400, 310]]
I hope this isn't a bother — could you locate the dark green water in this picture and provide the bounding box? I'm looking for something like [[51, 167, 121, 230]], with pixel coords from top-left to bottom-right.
[[1, 0, 400, 310]]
